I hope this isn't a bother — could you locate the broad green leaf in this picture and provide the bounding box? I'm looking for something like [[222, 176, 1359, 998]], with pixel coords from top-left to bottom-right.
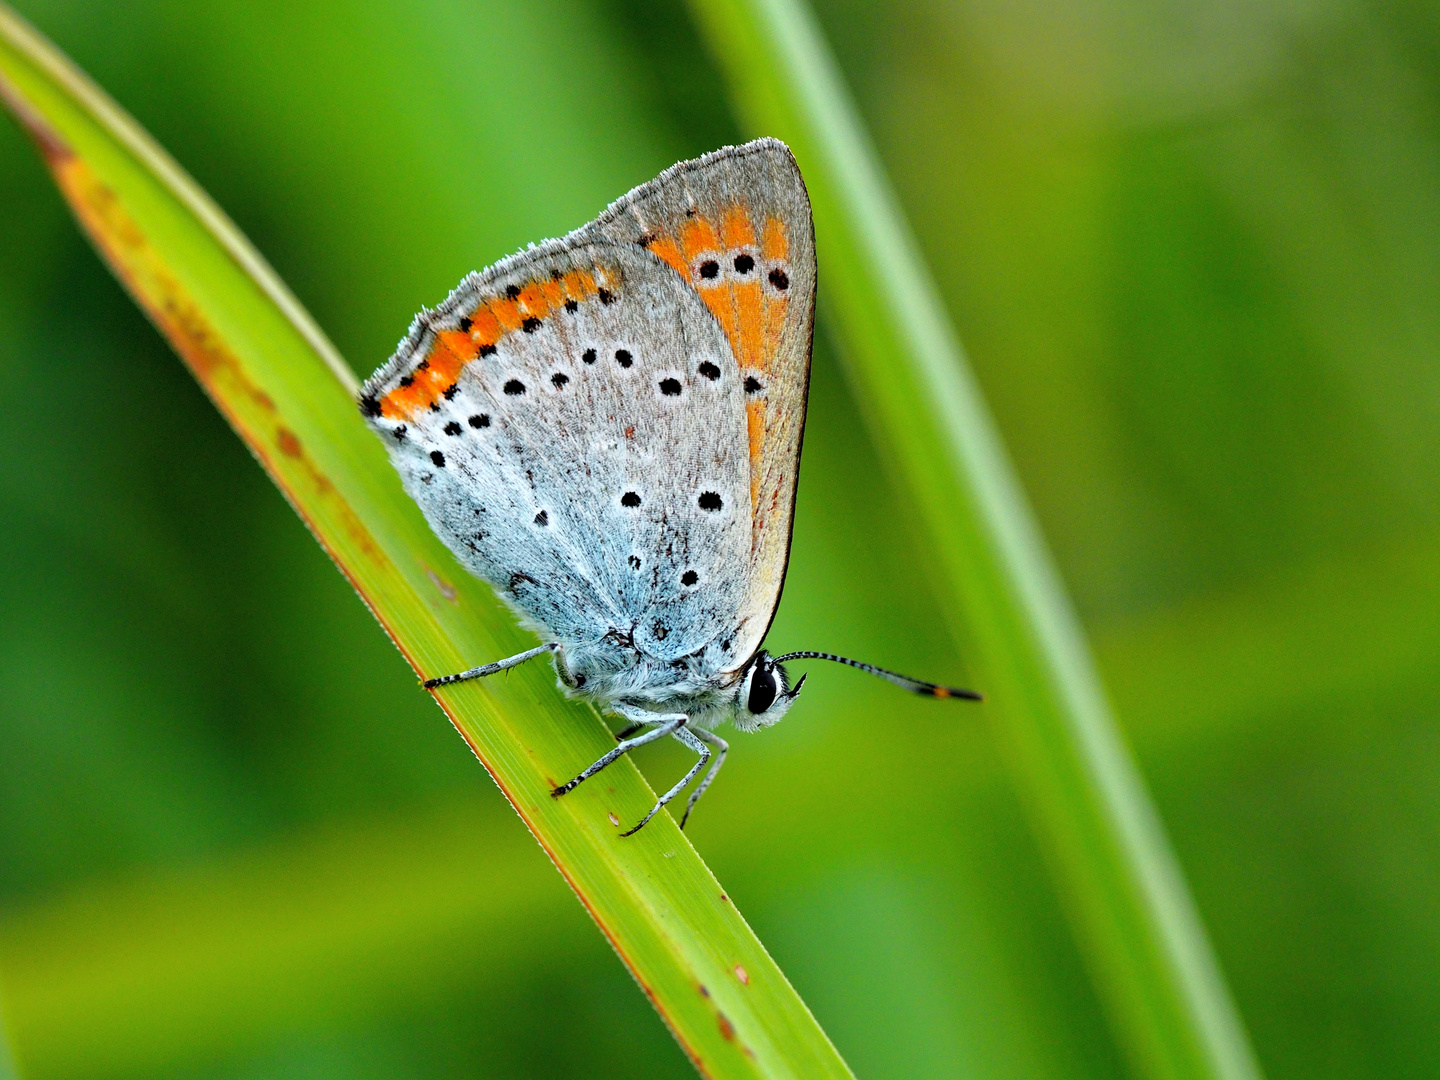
[[687, 2, 1264, 1079], [0, 6, 851, 1078]]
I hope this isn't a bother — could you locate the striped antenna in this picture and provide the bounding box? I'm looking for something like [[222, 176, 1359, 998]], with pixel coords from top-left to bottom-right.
[[770, 651, 982, 701]]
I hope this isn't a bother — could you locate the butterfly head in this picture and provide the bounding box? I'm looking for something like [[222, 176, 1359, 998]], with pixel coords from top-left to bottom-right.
[[728, 649, 983, 732], [733, 650, 806, 731]]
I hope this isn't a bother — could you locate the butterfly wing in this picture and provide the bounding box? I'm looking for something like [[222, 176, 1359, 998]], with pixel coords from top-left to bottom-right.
[[578, 138, 816, 668], [361, 240, 753, 680]]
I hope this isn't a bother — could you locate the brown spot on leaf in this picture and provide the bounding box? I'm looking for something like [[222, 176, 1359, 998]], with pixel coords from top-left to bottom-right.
[[425, 567, 458, 602], [0, 77, 74, 167], [276, 427, 302, 457], [39, 156, 386, 567]]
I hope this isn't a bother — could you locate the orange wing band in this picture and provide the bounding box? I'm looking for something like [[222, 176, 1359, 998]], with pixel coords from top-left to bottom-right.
[[379, 268, 601, 420]]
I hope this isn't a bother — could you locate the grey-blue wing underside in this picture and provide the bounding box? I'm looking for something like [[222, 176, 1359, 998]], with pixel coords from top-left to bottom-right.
[[362, 241, 751, 674]]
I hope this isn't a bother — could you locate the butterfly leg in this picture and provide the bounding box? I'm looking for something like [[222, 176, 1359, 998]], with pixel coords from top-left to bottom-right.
[[423, 643, 558, 689], [678, 728, 728, 830], [551, 709, 687, 798], [621, 726, 711, 837]]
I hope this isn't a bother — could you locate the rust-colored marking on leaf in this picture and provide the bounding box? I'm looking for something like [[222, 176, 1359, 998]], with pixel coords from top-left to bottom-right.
[[39, 150, 384, 569], [0, 70, 69, 165], [425, 566, 459, 603], [275, 427, 302, 458]]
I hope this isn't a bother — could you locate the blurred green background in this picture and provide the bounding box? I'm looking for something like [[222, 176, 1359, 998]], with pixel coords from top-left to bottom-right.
[[3, 0, 1439, 1077]]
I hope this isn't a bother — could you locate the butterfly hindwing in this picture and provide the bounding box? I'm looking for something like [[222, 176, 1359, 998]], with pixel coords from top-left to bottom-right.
[[362, 240, 752, 672], [577, 138, 816, 667]]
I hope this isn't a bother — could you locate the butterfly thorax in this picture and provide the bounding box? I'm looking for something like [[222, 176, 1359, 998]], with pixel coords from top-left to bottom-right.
[[545, 635, 803, 735], [550, 635, 746, 725]]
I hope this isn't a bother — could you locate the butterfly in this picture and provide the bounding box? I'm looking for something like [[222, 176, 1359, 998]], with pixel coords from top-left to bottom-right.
[[359, 138, 979, 834]]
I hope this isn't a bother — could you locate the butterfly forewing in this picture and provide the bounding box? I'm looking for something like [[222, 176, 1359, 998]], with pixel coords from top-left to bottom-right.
[[362, 240, 752, 670]]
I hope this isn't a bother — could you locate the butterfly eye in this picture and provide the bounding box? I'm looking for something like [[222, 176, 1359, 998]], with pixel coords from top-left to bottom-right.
[[747, 663, 779, 714]]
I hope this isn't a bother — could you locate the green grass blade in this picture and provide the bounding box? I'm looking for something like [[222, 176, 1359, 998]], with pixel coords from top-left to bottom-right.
[[0, 7, 852, 1077], [686, 2, 1264, 1079], [0, 1005, 16, 1080]]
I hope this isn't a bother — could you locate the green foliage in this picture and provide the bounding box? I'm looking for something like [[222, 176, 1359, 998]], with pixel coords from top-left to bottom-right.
[[0, 4, 849, 1077], [687, 2, 1258, 1078], [3, 0, 1440, 1078]]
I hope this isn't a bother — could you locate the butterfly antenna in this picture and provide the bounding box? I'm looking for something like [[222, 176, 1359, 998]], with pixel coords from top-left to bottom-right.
[[770, 652, 982, 701]]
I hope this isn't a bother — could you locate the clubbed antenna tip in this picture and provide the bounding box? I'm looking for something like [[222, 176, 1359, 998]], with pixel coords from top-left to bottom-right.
[[770, 651, 982, 701]]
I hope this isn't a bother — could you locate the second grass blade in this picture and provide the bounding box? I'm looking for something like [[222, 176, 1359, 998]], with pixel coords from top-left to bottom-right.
[[686, 2, 1265, 1079]]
